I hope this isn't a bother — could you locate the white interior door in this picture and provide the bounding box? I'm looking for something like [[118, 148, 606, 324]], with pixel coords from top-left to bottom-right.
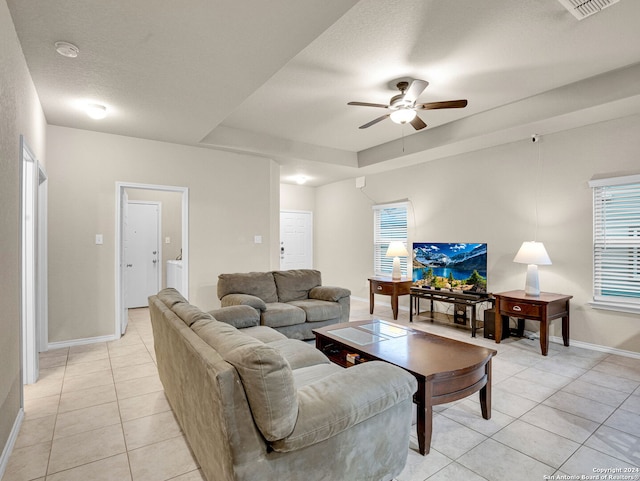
[[125, 202, 161, 308], [280, 210, 313, 270]]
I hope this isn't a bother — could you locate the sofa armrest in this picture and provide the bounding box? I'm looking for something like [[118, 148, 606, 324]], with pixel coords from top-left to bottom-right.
[[270, 361, 416, 452], [220, 293, 267, 311], [207, 305, 260, 329], [308, 286, 351, 302]]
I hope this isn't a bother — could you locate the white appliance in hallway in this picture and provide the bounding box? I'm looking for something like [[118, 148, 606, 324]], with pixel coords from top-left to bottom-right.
[[125, 201, 161, 308], [166, 259, 183, 294]]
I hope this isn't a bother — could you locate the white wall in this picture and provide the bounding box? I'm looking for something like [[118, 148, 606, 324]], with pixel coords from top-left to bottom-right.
[[46, 126, 278, 342], [0, 0, 47, 464], [314, 115, 640, 354]]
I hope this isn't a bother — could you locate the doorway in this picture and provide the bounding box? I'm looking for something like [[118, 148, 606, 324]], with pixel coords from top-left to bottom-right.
[[125, 201, 161, 308], [116, 182, 189, 337], [20, 136, 48, 385], [280, 210, 313, 270]]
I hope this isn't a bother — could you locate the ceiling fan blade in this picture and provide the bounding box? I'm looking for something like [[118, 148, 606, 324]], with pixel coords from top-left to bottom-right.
[[348, 101, 389, 109], [416, 99, 468, 110], [403, 79, 429, 103], [410, 115, 427, 131], [359, 114, 390, 129]]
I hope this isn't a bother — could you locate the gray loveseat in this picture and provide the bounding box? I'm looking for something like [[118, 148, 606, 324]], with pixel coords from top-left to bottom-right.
[[149, 288, 417, 481], [217, 269, 350, 339]]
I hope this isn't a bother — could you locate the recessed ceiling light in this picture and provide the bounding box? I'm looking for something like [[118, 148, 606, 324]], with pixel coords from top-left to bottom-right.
[[54, 41, 79, 58], [295, 175, 308, 185], [86, 103, 107, 120]]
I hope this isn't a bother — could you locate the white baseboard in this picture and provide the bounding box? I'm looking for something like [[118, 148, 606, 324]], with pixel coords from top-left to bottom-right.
[[0, 408, 24, 480], [47, 333, 119, 351], [549, 335, 640, 359]]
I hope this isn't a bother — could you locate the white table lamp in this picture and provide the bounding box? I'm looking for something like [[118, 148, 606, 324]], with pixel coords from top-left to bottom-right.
[[513, 241, 552, 296], [386, 241, 409, 280]]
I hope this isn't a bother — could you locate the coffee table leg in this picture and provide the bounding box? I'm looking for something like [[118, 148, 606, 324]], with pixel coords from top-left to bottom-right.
[[415, 379, 431, 455], [479, 359, 492, 420]]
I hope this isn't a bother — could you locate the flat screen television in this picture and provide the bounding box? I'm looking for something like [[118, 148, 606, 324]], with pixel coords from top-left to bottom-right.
[[412, 242, 488, 294]]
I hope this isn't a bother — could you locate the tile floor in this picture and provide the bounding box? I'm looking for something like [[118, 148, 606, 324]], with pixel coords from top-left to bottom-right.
[[3, 299, 640, 481]]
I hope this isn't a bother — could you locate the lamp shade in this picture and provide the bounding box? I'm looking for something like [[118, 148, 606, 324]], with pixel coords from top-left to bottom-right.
[[513, 241, 552, 265], [386, 241, 409, 257]]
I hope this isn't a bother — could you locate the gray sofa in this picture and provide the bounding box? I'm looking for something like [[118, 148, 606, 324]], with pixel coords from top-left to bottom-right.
[[149, 288, 417, 481], [217, 269, 350, 340]]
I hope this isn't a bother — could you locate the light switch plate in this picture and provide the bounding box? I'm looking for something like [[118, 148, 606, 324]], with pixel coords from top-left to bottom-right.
[[165, 237, 171, 244], [254, 235, 262, 244], [95, 234, 103, 245]]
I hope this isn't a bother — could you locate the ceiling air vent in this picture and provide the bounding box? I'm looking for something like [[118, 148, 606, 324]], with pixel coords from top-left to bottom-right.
[[558, 0, 620, 20]]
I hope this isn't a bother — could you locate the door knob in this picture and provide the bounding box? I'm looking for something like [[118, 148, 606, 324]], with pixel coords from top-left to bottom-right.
[[152, 251, 157, 255], [126, 264, 133, 267], [152, 259, 157, 264]]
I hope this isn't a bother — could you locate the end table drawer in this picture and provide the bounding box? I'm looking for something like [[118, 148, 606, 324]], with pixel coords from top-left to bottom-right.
[[501, 300, 541, 318], [371, 281, 394, 295]]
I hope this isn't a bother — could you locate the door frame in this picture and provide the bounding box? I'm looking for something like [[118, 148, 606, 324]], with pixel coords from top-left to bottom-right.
[[125, 200, 162, 308], [115, 182, 188, 337], [20, 135, 48, 385]]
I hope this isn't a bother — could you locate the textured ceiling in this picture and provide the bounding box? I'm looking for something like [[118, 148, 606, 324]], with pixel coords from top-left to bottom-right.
[[8, 0, 640, 186]]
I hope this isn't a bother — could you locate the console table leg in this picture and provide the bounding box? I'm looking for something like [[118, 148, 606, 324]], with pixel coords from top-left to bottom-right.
[[540, 319, 549, 356], [562, 312, 570, 347]]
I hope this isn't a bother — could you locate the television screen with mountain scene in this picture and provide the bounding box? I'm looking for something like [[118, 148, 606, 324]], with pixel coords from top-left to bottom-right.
[[412, 243, 488, 294]]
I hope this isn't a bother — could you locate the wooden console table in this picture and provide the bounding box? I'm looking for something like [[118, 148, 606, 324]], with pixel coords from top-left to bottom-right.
[[368, 277, 413, 320], [493, 290, 572, 356], [409, 287, 493, 337]]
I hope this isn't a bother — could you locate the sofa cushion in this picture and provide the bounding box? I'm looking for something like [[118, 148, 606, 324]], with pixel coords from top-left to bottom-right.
[[172, 303, 215, 327], [292, 363, 343, 389], [207, 305, 260, 329], [157, 287, 188, 308], [191, 318, 263, 357], [267, 339, 330, 370], [242, 326, 288, 343], [224, 343, 298, 442], [287, 299, 342, 323], [273, 269, 322, 303], [262, 303, 306, 328], [218, 272, 278, 303], [309, 285, 351, 302]]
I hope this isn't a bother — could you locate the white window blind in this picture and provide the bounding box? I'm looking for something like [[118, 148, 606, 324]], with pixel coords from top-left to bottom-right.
[[373, 202, 408, 277], [589, 174, 640, 313]]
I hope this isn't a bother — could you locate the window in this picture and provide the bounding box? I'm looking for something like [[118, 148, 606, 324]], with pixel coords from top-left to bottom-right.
[[373, 202, 408, 277], [589, 174, 640, 314]]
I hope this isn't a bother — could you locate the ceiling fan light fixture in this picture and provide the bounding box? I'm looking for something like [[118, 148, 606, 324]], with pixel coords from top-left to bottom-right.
[[390, 108, 416, 124], [86, 103, 107, 120]]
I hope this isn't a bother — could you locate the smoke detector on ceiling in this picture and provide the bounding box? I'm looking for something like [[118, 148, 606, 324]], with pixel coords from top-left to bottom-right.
[[55, 41, 79, 58], [557, 0, 620, 20]]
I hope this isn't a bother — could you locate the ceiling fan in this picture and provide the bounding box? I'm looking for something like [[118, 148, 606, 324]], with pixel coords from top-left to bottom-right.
[[348, 79, 467, 130]]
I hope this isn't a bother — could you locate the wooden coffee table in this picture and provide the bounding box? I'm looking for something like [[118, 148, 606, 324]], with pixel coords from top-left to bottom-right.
[[313, 320, 496, 455]]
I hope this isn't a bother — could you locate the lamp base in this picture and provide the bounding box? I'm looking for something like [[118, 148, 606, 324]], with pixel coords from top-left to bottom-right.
[[524, 264, 540, 296], [392, 256, 402, 280]]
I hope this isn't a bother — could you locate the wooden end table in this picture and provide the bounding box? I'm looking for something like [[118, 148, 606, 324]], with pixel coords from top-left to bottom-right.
[[313, 320, 496, 455], [369, 276, 413, 320], [493, 290, 572, 356]]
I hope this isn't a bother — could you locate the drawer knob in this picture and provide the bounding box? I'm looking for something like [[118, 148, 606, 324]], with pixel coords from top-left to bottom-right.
[[513, 305, 522, 312], [377, 286, 383, 290]]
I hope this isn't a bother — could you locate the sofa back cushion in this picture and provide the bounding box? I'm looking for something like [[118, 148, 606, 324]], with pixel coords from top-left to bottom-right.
[[172, 303, 215, 327], [273, 269, 322, 303], [157, 287, 188, 308], [224, 343, 298, 442], [191, 318, 261, 358], [217, 272, 278, 303]]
